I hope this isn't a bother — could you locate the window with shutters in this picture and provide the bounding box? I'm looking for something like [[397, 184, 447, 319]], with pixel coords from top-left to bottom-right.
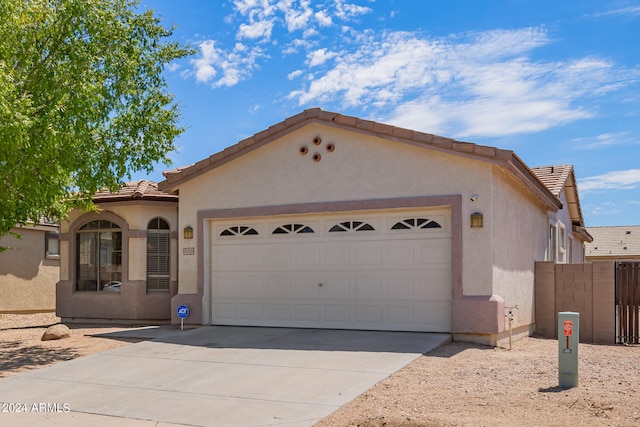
[[147, 218, 170, 291]]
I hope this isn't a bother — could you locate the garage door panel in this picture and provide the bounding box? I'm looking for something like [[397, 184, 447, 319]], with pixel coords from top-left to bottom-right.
[[354, 245, 382, 265], [265, 304, 290, 321], [266, 246, 292, 267], [354, 275, 383, 298], [210, 208, 452, 332], [290, 275, 324, 298], [294, 246, 322, 266], [384, 274, 415, 299], [385, 245, 416, 266], [295, 304, 320, 322], [386, 305, 416, 324], [214, 274, 264, 298], [324, 247, 350, 266], [323, 304, 349, 322], [419, 241, 451, 265], [322, 275, 350, 298], [354, 305, 382, 323], [417, 304, 451, 330], [415, 270, 452, 299], [265, 276, 291, 297]]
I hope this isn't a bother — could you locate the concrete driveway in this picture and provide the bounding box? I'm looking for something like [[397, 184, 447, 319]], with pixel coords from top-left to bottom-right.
[[0, 326, 450, 426]]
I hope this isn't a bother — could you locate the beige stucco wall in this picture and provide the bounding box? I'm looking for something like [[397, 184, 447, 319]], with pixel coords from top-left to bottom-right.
[[490, 168, 549, 331], [0, 227, 59, 313], [175, 123, 497, 301]]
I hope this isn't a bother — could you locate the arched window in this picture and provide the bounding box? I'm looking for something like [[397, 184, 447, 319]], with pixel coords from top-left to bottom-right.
[[147, 218, 170, 291], [76, 220, 122, 291]]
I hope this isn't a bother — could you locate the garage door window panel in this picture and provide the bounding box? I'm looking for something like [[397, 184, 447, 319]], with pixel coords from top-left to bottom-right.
[[219, 226, 259, 237], [272, 224, 315, 235], [391, 218, 442, 231], [328, 221, 375, 233]]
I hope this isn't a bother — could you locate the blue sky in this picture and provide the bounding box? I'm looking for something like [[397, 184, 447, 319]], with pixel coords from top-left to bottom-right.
[[136, 0, 640, 227]]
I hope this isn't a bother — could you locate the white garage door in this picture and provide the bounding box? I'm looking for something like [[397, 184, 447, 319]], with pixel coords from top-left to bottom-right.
[[210, 209, 451, 332]]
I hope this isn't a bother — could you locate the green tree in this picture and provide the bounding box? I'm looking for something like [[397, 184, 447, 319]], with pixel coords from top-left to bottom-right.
[[0, 0, 192, 240]]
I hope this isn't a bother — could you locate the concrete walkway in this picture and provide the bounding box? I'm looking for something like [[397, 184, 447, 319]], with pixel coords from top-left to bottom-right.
[[0, 326, 450, 426]]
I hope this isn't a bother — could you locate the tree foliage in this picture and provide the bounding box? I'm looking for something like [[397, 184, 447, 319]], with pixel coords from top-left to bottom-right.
[[0, 0, 192, 238]]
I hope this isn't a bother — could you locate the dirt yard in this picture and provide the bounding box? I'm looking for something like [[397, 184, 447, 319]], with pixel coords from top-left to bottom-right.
[[1, 313, 639, 426]]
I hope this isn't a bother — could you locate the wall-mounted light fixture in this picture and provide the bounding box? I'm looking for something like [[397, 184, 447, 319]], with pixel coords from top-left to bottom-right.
[[470, 212, 483, 228], [183, 226, 194, 239]]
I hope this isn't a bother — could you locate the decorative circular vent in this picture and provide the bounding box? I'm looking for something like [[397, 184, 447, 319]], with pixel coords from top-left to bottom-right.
[[313, 136, 322, 145], [299, 146, 308, 155], [326, 143, 335, 152], [312, 153, 321, 162]]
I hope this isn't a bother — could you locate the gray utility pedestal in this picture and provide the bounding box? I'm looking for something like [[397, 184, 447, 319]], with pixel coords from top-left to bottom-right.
[[558, 311, 579, 388]]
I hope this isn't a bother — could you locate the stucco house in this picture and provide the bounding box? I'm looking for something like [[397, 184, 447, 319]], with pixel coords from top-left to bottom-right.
[[0, 221, 60, 313], [585, 226, 640, 262], [56, 109, 591, 345]]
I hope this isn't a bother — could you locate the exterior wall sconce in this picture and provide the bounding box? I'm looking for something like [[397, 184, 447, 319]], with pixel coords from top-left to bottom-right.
[[183, 226, 194, 239], [470, 212, 483, 228]]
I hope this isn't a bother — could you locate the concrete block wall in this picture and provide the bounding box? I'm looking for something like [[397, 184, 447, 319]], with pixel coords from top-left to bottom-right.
[[534, 261, 615, 344]]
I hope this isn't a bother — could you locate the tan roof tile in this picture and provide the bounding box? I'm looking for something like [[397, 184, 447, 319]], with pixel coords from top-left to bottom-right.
[[530, 165, 573, 197], [585, 226, 640, 257], [93, 180, 177, 203]]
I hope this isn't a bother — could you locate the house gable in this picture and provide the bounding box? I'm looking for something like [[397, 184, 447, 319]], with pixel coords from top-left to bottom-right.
[[531, 165, 591, 243], [160, 108, 561, 213]]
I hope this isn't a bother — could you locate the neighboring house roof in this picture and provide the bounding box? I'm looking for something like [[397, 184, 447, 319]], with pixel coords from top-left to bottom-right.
[[93, 180, 178, 203], [585, 226, 640, 259], [530, 165, 592, 242], [159, 108, 563, 213]]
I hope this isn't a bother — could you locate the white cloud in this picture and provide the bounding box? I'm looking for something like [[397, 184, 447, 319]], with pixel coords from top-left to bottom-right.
[[238, 18, 275, 39], [585, 201, 620, 216], [189, 40, 265, 88], [307, 48, 337, 66], [315, 10, 333, 26], [191, 40, 219, 82], [333, 0, 373, 20], [591, 5, 640, 18], [282, 0, 313, 31], [578, 169, 640, 193], [288, 69, 303, 79], [289, 27, 637, 138], [570, 132, 635, 149], [165, 62, 182, 73]]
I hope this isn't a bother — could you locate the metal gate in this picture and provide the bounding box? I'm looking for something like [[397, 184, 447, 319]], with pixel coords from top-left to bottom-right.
[[616, 262, 640, 344]]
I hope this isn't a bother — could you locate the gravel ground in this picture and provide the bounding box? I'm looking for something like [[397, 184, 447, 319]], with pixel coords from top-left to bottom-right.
[[0, 312, 140, 378], [1, 313, 639, 426]]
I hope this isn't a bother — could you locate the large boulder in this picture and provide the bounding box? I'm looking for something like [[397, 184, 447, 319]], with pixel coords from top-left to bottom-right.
[[41, 324, 71, 341]]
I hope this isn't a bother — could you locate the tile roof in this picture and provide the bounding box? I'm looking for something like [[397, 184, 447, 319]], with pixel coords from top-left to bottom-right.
[[93, 180, 178, 203], [585, 226, 640, 258], [530, 165, 573, 197], [159, 108, 562, 212], [531, 165, 588, 234]]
